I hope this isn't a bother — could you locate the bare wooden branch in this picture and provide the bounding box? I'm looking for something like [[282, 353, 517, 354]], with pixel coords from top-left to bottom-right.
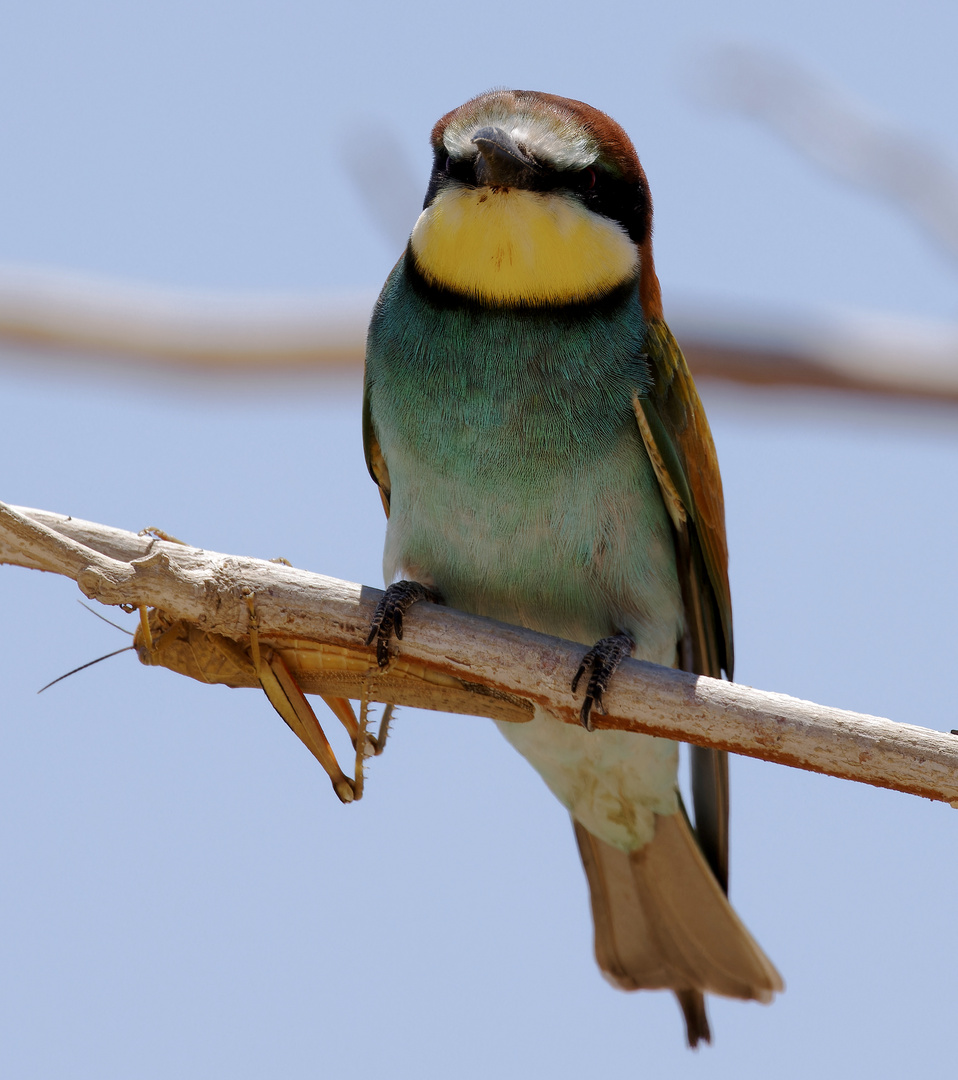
[[3, 501, 957, 806]]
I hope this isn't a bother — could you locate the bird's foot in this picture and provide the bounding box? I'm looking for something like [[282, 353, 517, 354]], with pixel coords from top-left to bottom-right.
[[365, 580, 441, 668], [572, 632, 635, 731]]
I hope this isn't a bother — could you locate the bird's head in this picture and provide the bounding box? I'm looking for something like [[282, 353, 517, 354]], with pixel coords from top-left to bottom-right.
[[409, 89, 661, 316]]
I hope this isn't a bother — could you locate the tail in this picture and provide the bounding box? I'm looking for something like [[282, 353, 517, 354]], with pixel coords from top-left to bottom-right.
[[574, 811, 783, 1048]]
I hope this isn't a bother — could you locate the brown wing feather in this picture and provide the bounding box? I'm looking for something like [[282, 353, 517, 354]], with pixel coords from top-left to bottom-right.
[[634, 317, 732, 894], [635, 318, 733, 678], [362, 383, 391, 518]]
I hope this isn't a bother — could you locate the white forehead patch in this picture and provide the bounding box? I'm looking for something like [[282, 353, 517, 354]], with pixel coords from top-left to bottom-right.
[[442, 96, 598, 171]]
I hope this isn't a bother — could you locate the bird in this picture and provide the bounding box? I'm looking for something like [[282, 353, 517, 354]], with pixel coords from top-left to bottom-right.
[[362, 88, 782, 1046]]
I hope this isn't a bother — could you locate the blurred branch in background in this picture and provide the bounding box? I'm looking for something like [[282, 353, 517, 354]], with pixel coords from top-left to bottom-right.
[[4, 501, 958, 806], [695, 43, 958, 265], [671, 301, 958, 401], [0, 264, 369, 370], [1, 263, 957, 402]]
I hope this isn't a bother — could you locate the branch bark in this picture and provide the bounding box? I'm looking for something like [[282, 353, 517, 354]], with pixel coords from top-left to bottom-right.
[[3, 501, 957, 806]]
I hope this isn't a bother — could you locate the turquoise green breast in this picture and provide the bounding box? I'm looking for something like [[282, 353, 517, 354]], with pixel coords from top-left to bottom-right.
[[365, 258, 683, 658], [367, 260, 650, 477]]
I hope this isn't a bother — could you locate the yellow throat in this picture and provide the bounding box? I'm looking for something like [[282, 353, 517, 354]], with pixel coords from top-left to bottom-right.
[[409, 185, 639, 306]]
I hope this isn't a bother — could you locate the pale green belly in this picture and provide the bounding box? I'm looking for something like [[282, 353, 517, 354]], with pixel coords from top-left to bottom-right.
[[382, 422, 682, 654], [382, 423, 683, 851], [496, 709, 678, 851]]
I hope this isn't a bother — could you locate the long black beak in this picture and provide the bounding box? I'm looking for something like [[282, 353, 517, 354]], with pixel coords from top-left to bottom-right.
[[471, 126, 540, 188]]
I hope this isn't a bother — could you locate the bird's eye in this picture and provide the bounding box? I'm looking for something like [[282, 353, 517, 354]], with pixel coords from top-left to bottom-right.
[[583, 168, 597, 190], [441, 154, 477, 186]]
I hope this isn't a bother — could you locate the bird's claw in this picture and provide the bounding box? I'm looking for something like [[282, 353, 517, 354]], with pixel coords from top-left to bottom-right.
[[572, 632, 635, 730], [366, 580, 441, 668]]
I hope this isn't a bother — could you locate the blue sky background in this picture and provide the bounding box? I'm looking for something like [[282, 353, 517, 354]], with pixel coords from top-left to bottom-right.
[[1, 1, 957, 1076]]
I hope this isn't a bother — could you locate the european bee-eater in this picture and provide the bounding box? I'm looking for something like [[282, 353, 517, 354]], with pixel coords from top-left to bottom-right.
[[363, 89, 782, 1046]]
